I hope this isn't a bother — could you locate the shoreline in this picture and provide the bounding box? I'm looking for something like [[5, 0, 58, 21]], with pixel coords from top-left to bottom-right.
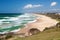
[[16, 14, 59, 36], [0, 13, 59, 35], [0, 13, 37, 34]]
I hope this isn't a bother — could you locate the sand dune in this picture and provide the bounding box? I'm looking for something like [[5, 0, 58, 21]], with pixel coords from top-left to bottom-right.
[[17, 14, 59, 36]]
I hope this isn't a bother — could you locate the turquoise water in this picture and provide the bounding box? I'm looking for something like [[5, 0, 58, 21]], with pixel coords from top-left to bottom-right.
[[0, 13, 37, 34]]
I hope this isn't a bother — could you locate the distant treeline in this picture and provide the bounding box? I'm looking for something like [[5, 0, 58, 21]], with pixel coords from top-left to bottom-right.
[[40, 13, 60, 21]]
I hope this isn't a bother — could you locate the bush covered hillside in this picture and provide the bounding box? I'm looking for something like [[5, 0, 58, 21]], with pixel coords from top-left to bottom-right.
[[45, 13, 60, 21]]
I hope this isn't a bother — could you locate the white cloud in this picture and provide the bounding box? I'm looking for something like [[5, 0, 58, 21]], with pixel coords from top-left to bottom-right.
[[24, 4, 32, 9], [51, 2, 57, 6], [24, 4, 43, 9]]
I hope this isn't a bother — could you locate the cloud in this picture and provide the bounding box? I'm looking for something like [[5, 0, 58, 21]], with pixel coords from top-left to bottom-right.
[[51, 2, 57, 6], [24, 4, 43, 9]]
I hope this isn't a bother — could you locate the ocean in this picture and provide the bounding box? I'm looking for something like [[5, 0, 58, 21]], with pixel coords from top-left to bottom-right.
[[0, 13, 37, 34]]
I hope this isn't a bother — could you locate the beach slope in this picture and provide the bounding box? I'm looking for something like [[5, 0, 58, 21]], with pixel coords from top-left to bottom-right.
[[17, 14, 59, 37]]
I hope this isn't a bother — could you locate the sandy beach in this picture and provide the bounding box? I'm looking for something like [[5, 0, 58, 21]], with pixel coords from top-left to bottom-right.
[[16, 14, 59, 36]]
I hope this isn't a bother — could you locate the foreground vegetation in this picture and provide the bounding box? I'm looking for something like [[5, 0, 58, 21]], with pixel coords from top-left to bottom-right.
[[6, 27, 60, 40]]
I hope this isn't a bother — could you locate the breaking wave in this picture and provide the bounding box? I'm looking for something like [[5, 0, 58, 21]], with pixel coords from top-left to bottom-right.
[[0, 13, 37, 34]]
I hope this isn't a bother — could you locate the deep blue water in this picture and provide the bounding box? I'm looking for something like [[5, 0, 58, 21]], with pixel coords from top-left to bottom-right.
[[0, 13, 23, 18]]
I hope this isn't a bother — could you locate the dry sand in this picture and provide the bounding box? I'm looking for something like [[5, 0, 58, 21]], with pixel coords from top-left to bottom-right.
[[17, 14, 59, 36]]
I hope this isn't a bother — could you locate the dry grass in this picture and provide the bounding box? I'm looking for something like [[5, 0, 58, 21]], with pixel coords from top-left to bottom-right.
[[7, 27, 60, 40]]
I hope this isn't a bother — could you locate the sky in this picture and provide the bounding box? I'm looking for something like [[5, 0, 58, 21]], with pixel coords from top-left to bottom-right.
[[0, 0, 60, 13]]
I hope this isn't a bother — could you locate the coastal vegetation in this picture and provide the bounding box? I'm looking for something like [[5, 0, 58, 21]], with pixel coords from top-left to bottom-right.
[[45, 13, 60, 21]]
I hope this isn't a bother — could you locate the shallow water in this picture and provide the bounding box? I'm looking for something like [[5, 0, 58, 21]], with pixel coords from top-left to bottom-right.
[[0, 13, 37, 34]]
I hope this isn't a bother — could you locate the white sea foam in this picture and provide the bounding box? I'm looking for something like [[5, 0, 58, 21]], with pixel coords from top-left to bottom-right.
[[18, 13, 32, 18], [4, 17, 10, 19], [27, 20, 37, 24], [8, 17, 19, 21], [0, 13, 37, 34], [0, 31, 9, 34], [10, 28, 20, 33], [0, 19, 6, 25], [0, 29, 20, 34], [0, 21, 3, 25]]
